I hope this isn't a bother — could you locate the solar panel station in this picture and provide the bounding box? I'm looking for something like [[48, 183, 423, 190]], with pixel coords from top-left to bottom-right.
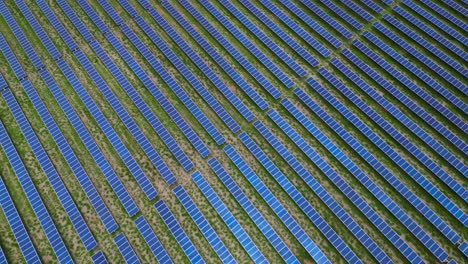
[[0, 0, 465, 263]]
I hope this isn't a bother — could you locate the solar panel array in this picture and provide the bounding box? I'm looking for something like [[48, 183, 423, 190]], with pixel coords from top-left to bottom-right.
[[0, 0, 466, 263]]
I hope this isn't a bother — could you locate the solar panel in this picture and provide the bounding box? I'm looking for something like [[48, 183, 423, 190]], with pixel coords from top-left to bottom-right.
[[0, 246, 6, 264], [79, 0, 206, 164], [114, 233, 141, 264], [296, 0, 353, 39], [76, 46, 161, 198], [401, 0, 467, 45], [383, 14, 466, 77], [352, 39, 467, 133], [219, 0, 307, 77], [238, 0, 319, 65], [36, 0, 140, 217], [207, 158, 300, 264], [339, 0, 374, 21], [90, 39, 180, 184], [238, 132, 360, 263], [282, 97, 451, 260], [374, 21, 467, 94], [252, 120, 391, 263], [0, 32, 101, 253], [177, 0, 282, 100], [191, 171, 266, 263], [134, 216, 172, 264], [224, 145, 331, 264], [199, 0, 293, 88], [136, 0, 254, 123], [154, 200, 204, 264], [267, 109, 424, 262], [258, 0, 332, 56], [0, 176, 41, 263], [0, 118, 73, 263], [393, 6, 467, 61], [317, 0, 362, 30], [442, 0, 468, 17], [330, 57, 467, 196], [419, 0, 467, 31], [91, 251, 108, 264], [295, 87, 461, 245], [161, 0, 269, 111], [459, 242, 468, 257], [341, 49, 467, 156], [363, 31, 467, 113], [280, 0, 342, 48], [358, 0, 383, 13], [120, 3, 238, 135], [8, 1, 123, 233], [317, 69, 467, 227], [173, 185, 235, 264]]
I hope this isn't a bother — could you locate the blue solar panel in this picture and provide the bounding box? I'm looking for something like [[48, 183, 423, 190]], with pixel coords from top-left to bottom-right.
[[341, 49, 467, 156], [127, 17, 231, 138], [393, 6, 467, 61], [252, 120, 391, 263], [191, 171, 267, 263], [333, 55, 467, 193], [338, 0, 374, 21], [119, 2, 238, 136], [317, 69, 468, 227], [317, 0, 362, 30], [280, 0, 342, 48], [0, 176, 41, 264], [154, 200, 205, 264], [238, 132, 360, 263], [219, 0, 306, 77], [97, 2, 219, 154], [91, 251, 108, 264], [363, 31, 467, 114], [78, 0, 206, 164], [223, 145, 331, 264], [0, 3, 44, 70], [161, 0, 269, 111], [374, 21, 467, 94], [90, 39, 180, 185], [136, 0, 254, 123], [237, 0, 319, 65], [459, 242, 468, 257], [114, 233, 141, 264], [419, 0, 467, 31], [207, 158, 300, 264], [21, 0, 127, 230], [401, 0, 467, 45], [134, 216, 172, 264], [358, 0, 383, 13], [267, 109, 424, 262], [383, 14, 466, 77], [258, 0, 332, 56], [0, 118, 73, 264], [296, 0, 353, 39], [36, 1, 140, 218], [282, 97, 452, 260], [0, 246, 6, 264], [176, 0, 281, 101], [352, 39, 468, 134], [442, 0, 468, 17], [199, 0, 293, 88], [0, 32, 100, 253], [295, 87, 462, 245], [173, 185, 235, 264]]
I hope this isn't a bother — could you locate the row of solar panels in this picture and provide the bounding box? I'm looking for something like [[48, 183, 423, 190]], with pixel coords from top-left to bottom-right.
[[0, 0, 464, 262]]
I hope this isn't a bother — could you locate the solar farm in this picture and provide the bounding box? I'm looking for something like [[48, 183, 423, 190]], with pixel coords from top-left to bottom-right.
[[0, 0, 466, 263]]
